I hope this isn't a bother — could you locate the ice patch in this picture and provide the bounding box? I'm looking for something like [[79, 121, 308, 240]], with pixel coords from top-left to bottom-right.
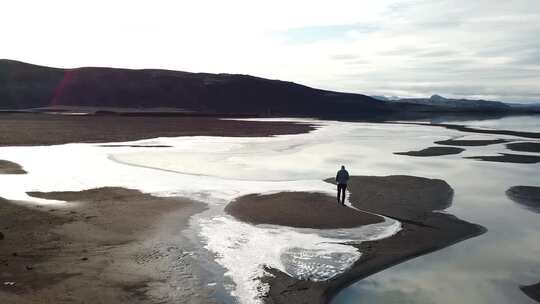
[[199, 215, 400, 304]]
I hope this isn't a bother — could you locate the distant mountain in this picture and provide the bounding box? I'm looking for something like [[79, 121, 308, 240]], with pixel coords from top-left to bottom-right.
[[506, 102, 540, 111], [372, 94, 540, 113], [1, 60, 537, 118], [371, 95, 401, 102], [394, 94, 512, 111], [0, 59, 394, 117]]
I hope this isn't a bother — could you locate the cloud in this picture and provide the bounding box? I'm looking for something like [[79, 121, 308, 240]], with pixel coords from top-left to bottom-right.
[[1, 0, 539, 103], [330, 54, 361, 61], [415, 50, 459, 58], [276, 23, 381, 44]]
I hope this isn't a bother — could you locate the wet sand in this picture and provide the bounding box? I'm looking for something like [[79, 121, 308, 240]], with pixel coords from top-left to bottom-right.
[[510, 185, 540, 300], [435, 138, 509, 146], [100, 144, 174, 148], [521, 282, 540, 303], [0, 117, 513, 303], [398, 122, 540, 139], [506, 142, 540, 153], [466, 153, 540, 164], [0, 187, 215, 304], [226, 192, 383, 229], [394, 146, 464, 157], [262, 175, 485, 304], [0, 160, 26, 174], [0, 113, 315, 146], [506, 186, 540, 213], [509, 190, 540, 304]]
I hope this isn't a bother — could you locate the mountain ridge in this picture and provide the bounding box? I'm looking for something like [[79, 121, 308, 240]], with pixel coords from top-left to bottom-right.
[[373, 93, 539, 111], [1, 59, 538, 117], [0, 59, 392, 117]]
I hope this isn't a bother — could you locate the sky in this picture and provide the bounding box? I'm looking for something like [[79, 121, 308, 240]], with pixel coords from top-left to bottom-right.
[[2, 0, 540, 103]]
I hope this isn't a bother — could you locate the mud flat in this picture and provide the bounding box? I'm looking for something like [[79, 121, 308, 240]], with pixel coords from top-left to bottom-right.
[[506, 186, 540, 213], [0, 160, 26, 174], [506, 142, 540, 153], [0, 187, 215, 304], [398, 122, 540, 139], [435, 138, 509, 146], [466, 153, 540, 164], [260, 175, 485, 304], [508, 182, 540, 304], [520, 282, 540, 303], [394, 146, 464, 157], [0, 114, 315, 146], [226, 192, 383, 229]]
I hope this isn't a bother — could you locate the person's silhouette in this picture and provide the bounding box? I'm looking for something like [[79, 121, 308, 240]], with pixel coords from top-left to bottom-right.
[[335, 165, 349, 205]]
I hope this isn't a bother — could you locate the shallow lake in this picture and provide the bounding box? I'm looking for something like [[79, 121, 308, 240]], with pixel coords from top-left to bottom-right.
[[331, 115, 540, 304], [1, 115, 538, 303]]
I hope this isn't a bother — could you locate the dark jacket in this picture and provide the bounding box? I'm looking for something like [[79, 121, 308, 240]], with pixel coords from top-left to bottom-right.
[[336, 169, 349, 184]]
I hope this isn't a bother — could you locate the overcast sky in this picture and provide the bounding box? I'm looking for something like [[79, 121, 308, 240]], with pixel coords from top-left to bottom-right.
[[2, 0, 540, 102]]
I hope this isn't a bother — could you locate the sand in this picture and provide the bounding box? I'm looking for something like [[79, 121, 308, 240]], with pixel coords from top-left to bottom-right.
[[466, 153, 540, 164], [521, 282, 540, 303], [262, 175, 485, 304], [225, 192, 383, 229], [0, 160, 26, 174], [394, 146, 464, 157], [0, 117, 497, 304], [330, 175, 454, 220], [435, 138, 509, 146], [506, 142, 540, 153], [399, 122, 540, 139], [0, 187, 215, 304], [99, 144, 174, 148], [0, 113, 315, 146], [506, 186, 540, 213], [510, 187, 540, 301]]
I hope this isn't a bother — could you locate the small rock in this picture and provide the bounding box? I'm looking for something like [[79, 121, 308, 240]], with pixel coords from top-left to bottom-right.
[[25, 265, 33, 270], [0, 232, 4, 240], [80, 257, 88, 261], [12, 252, 17, 257]]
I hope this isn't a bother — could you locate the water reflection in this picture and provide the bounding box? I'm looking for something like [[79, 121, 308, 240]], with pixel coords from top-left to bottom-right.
[[2, 115, 537, 303], [440, 115, 540, 133], [332, 116, 540, 304]]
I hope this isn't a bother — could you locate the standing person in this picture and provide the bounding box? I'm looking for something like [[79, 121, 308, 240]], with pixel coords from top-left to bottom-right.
[[336, 165, 349, 205]]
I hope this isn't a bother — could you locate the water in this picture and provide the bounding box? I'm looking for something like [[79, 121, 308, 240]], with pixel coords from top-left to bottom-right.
[[441, 115, 540, 133], [331, 116, 540, 304], [0, 116, 538, 303]]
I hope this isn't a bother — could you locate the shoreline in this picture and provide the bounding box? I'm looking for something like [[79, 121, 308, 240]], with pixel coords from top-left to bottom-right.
[[225, 192, 384, 229], [0, 160, 26, 174], [0, 113, 316, 146], [394, 146, 464, 157], [465, 153, 540, 164], [506, 142, 540, 153], [521, 282, 540, 302], [0, 187, 214, 303], [0, 116, 529, 303], [262, 176, 486, 304], [435, 138, 510, 146], [506, 185, 540, 213], [394, 121, 540, 139]]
